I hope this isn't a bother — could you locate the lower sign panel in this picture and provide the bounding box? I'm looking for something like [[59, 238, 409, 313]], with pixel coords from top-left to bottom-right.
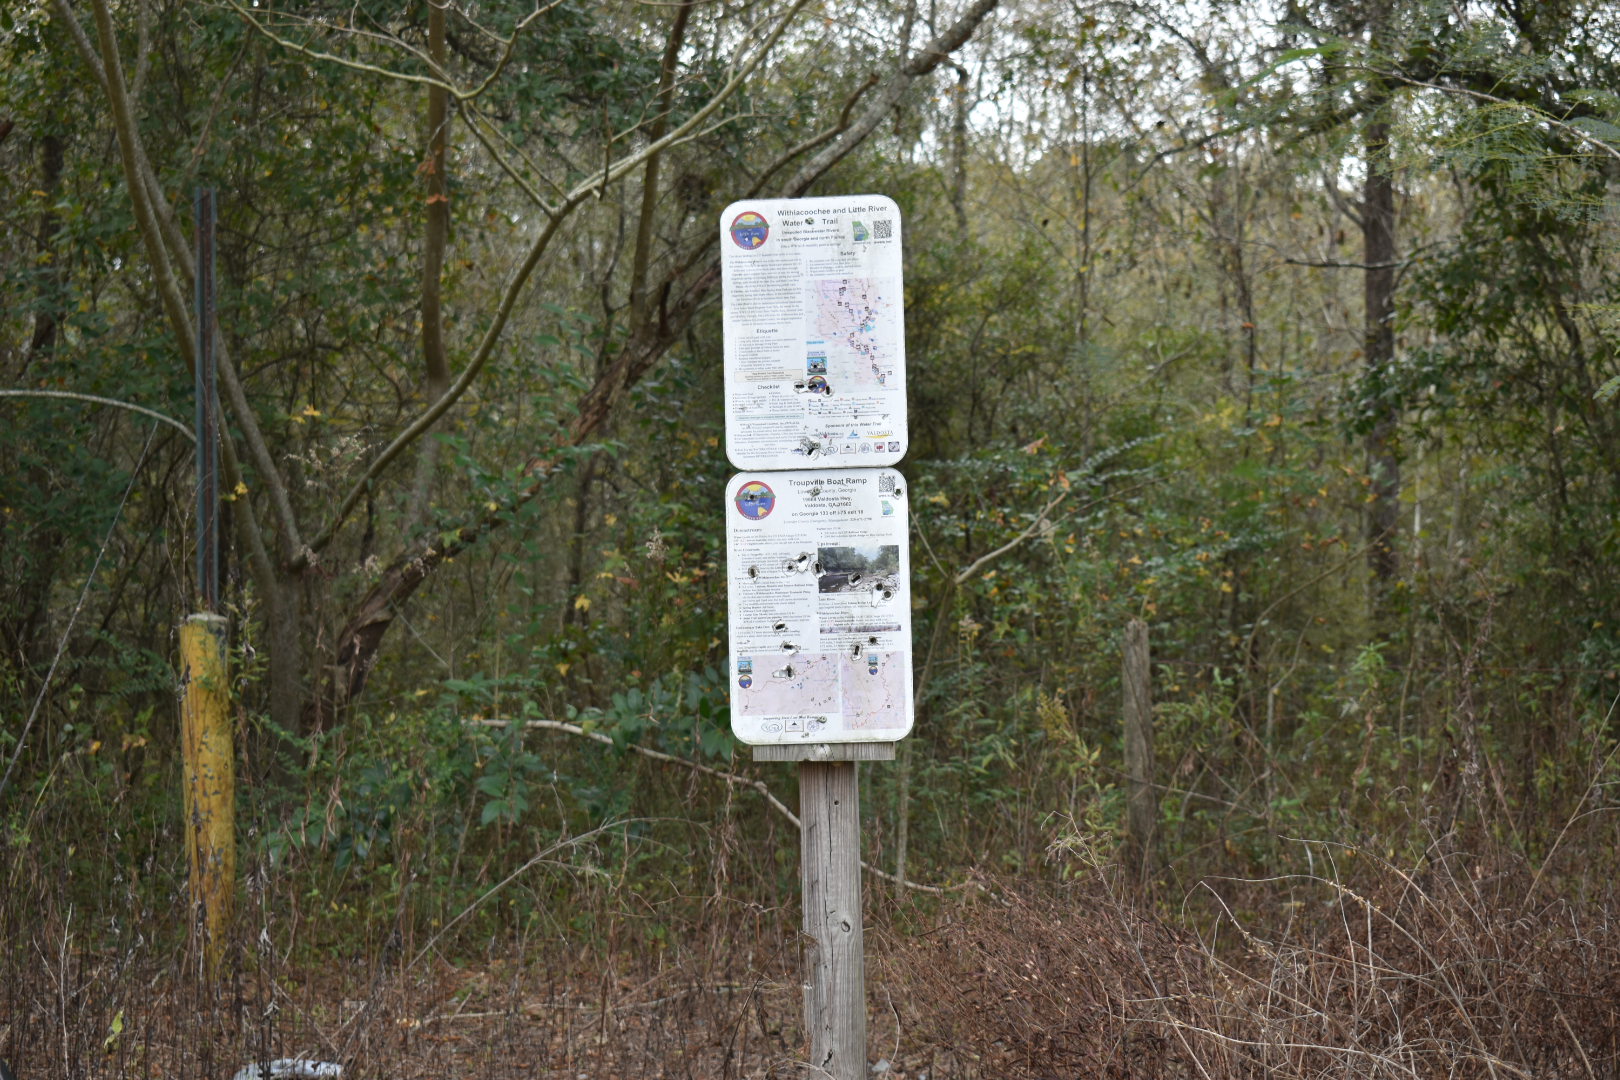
[[726, 469, 914, 744]]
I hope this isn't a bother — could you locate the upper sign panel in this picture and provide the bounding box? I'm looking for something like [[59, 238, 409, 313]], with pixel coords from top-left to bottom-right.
[[720, 195, 907, 471]]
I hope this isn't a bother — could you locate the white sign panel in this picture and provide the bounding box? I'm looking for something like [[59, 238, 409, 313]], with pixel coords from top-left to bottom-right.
[[720, 195, 906, 471], [726, 469, 914, 744]]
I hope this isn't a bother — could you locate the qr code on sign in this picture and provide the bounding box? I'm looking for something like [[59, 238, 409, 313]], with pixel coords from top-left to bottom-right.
[[879, 474, 896, 493], [873, 219, 893, 239]]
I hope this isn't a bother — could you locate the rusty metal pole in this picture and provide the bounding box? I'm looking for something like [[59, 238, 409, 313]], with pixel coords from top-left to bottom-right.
[[194, 188, 219, 612], [182, 189, 233, 978]]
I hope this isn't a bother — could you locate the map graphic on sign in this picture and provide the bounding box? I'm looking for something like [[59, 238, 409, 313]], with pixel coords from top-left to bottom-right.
[[720, 195, 906, 471], [839, 651, 910, 730], [735, 653, 839, 718], [725, 468, 914, 744], [810, 277, 899, 390]]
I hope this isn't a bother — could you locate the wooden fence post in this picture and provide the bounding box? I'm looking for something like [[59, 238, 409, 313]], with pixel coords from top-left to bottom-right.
[[799, 760, 866, 1079], [1123, 618, 1157, 888], [180, 612, 233, 977]]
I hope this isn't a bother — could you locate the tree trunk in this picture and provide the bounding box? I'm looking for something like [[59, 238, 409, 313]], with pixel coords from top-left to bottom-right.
[[627, 0, 693, 333], [403, 0, 451, 538], [1363, 111, 1400, 609], [24, 134, 65, 373], [562, 453, 601, 629], [950, 64, 970, 233], [6, 132, 69, 683]]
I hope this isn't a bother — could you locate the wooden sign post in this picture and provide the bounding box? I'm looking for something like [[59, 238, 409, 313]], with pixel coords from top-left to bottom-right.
[[757, 744, 893, 1076], [721, 197, 913, 1076], [799, 759, 865, 1076]]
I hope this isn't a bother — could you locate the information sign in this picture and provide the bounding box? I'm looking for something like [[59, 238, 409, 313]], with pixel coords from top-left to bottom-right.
[[720, 195, 907, 471], [726, 469, 914, 744]]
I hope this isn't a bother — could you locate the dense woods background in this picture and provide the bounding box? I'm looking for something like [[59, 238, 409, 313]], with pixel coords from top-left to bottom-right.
[[3, 0, 1620, 1075]]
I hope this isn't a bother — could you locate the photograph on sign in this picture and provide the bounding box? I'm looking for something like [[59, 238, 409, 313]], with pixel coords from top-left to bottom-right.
[[726, 469, 914, 744], [720, 195, 906, 471]]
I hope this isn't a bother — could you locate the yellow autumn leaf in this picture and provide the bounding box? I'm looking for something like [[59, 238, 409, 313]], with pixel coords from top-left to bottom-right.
[[234, 481, 248, 495], [301, 405, 322, 418], [573, 595, 591, 612], [556, 662, 572, 677]]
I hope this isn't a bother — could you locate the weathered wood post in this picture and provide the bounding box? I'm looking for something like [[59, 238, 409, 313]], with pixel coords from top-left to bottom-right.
[[180, 612, 233, 975], [757, 743, 892, 1075], [1123, 617, 1157, 888], [799, 759, 866, 1078]]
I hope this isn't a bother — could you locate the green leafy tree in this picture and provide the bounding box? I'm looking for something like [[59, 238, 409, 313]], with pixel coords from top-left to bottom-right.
[[4, 0, 999, 746]]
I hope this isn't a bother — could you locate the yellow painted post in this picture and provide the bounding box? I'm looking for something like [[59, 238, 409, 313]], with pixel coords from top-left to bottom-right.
[[180, 612, 233, 978]]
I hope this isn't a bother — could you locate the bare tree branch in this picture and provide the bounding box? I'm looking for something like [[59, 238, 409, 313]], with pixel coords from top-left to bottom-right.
[[471, 717, 952, 894], [461, 104, 555, 208], [307, 0, 816, 555], [0, 389, 193, 440], [784, 0, 1001, 194], [952, 489, 1068, 586], [1385, 72, 1620, 165], [628, 0, 694, 333]]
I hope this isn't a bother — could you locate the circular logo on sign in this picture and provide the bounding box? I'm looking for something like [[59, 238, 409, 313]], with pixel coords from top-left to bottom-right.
[[738, 674, 753, 689], [729, 210, 769, 250], [734, 480, 776, 520]]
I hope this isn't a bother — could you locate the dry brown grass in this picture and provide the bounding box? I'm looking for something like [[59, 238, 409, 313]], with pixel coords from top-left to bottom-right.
[[6, 835, 1619, 1078], [883, 853, 1620, 1078]]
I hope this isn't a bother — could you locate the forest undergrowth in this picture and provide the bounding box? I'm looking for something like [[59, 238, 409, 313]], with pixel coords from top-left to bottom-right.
[[5, 719, 1619, 1079]]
